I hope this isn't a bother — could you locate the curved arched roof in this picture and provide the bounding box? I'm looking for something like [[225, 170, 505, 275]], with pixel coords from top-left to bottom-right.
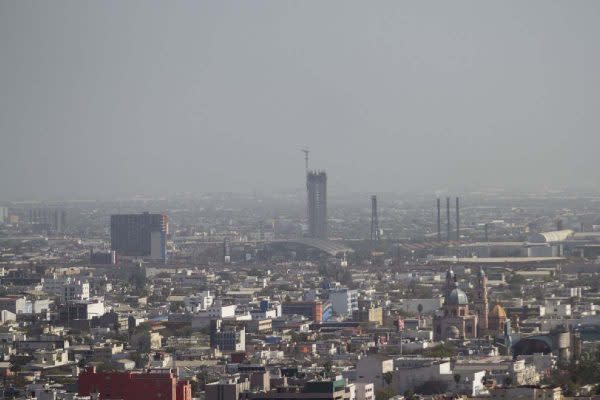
[[528, 229, 574, 243], [270, 238, 354, 256]]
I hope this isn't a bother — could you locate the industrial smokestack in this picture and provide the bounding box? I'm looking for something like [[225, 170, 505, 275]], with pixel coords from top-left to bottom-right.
[[484, 223, 489, 242], [456, 197, 460, 241], [437, 198, 441, 242], [371, 195, 379, 241], [581, 222, 585, 232], [446, 197, 451, 241]]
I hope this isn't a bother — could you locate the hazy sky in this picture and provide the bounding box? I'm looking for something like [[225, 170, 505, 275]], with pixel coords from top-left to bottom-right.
[[1, 1, 599, 199]]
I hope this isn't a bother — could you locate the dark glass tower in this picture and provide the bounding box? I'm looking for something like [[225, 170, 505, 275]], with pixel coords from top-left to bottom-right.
[[110, 212, 168, 261]]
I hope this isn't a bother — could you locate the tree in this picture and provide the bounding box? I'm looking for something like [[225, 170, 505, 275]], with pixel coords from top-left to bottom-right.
[[322, 361, 332, 376], [190, 379, 201, 396], [454, 373, 462, 393], [415, 379, 448, 395], [169, 301, 184, 313], [422, 343, 457, 358], [507, 274, 527, 297], [454, 373, 461, 385], [375, 388, 397, 400], [403, 389, 417, 400], [96, 361, 115, 372], [383, 371, 393, 386], [129, 268, 148, 293], [417, 303, 423, 316]]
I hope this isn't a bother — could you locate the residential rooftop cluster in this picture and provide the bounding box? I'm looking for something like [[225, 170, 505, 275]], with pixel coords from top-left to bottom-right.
[[1, 192, 600, 400]]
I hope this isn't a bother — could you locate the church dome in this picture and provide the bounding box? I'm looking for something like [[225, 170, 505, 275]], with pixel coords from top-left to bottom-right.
[[446, 325, 460, 339], [490, 304, 507, 318], [445, 288, 469, 305]]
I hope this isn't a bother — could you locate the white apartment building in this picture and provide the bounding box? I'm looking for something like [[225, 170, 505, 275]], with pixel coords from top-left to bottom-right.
[[42, 277, 90, 302], [184, 291, 214, 312], [329, 288, 358, 317]]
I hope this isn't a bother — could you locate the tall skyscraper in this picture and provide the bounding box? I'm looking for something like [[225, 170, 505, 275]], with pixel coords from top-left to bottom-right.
[[0, 207, 8, 224], [110, 212, 168, 261], [307, 171, 327, 239], [223, 237, 231, 264], [27, 207, 67, 233]]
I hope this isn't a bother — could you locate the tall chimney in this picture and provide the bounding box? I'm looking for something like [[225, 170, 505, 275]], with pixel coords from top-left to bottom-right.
[[437, 198, 441, 242], [456, 197, 460, 241], [484, 223, 489, 242], [581, 222, 585, 232], [446, 197, 451, 241], [371, 195, 379, 241]]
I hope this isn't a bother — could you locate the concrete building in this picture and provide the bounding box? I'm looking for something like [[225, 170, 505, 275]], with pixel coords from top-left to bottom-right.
[[356, 356, 394, 390], [488, 385, 561, 399], [57, 298, 105, 322], [0, 310, 16, 324], [27, 208, 67, 233], [307, 171, 327, 239], [389, 358, 454, 396], [29, 348, 70, 369], [352, 300, 383, 325], [130, 330, 163, 351], [242, 379, 348, 400], [354, 382, 374, 400], [0, 296, 27, 314], [329, 289, 358, 317], [455, 357, 538, 387], [210, 320, 245, 351], [184, 291, 214, 312], [206, 303, 236, 319], [64, 280, 90, 302], [43, 277, 90, 303], [206, 376, 250, 400]]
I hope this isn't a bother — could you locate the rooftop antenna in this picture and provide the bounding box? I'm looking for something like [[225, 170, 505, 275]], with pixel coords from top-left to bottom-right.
[[301, 147, 309, 173]]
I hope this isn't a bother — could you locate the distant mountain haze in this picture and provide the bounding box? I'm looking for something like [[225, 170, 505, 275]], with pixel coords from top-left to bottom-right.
[[1, 1, 599, 199]]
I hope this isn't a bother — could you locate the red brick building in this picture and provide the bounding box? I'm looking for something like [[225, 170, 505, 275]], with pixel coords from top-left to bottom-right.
[[281, 301, 322, 321], [78, 367, 192, 400]]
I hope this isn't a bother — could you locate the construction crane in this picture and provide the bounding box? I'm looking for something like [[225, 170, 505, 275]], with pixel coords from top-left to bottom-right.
[[301, 147, 309, 172]]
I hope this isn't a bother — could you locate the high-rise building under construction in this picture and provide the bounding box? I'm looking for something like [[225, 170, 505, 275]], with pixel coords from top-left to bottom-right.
[[307, 171, 327, 239]]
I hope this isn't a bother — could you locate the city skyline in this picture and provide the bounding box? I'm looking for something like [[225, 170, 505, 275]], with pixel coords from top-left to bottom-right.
[[3, 3, 600, 399]]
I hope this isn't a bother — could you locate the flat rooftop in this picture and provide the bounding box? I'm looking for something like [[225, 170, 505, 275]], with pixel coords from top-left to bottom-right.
[[430, 257, 565, 264]]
